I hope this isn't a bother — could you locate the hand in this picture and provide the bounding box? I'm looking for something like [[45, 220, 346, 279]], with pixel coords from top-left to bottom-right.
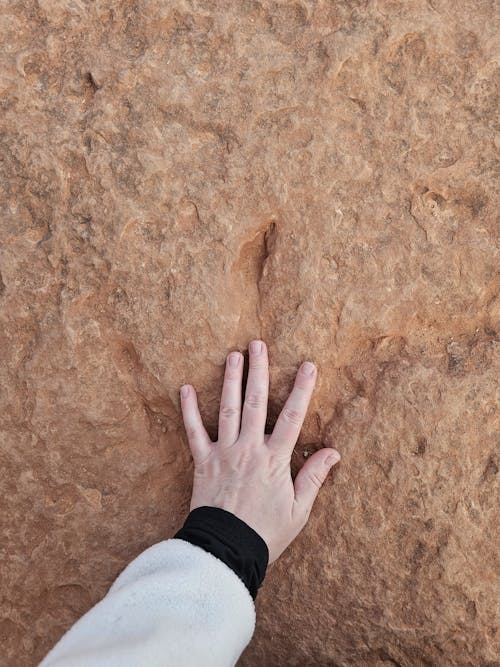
[[179, 339, 340, 564]]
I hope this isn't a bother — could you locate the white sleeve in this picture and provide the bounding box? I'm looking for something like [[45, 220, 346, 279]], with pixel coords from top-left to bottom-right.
[[39, 538, 256, 667]]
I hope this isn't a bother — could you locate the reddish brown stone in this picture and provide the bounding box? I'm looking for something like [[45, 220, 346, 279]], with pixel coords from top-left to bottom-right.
[[0, 1, 498, 665]]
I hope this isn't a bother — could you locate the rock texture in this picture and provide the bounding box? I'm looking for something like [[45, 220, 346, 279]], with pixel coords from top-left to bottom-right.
[[1, 1, 499, 665]]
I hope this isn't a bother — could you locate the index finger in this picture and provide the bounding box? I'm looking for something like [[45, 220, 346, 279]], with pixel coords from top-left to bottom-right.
[[267, 361, 317, 458]]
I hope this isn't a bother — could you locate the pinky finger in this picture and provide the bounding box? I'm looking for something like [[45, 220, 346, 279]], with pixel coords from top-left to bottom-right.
[[180, 385, 212, 463]]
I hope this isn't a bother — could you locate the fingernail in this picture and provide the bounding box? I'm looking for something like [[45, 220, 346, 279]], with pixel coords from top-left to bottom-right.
[[250, 340, 263, 354], [180, 385, 190, 398], [325, 451, 340, 465], [302, 361, 316, 376], [228, 352, 240, 367]]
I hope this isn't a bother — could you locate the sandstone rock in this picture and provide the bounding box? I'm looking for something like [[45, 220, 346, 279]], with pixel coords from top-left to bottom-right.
[[0, 1, 498, 665]]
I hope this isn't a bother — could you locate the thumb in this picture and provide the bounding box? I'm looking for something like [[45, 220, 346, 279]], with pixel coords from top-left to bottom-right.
[[293, 448, 341, 520]]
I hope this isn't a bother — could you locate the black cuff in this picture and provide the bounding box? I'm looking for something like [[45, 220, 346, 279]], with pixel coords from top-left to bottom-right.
[[173, 506, 269, 600]]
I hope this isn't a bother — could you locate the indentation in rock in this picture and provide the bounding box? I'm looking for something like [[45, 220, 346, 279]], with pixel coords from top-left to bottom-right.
[[234, 221, 278, 287], [84, 71, 99, 94], [414, 436, 428, 456], [108, 337, 180, 428], [480, 455, 498, 484], [232, 220, 278, 338]]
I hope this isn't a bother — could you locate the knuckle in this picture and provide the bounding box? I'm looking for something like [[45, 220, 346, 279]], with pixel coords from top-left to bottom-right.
[[293, 383, 309, 396], [245, 392, 266, 409], [307, 470, 323, 490], [282, 406, 302, 426], [220, 405, 239, 419], [249, 358, 268, 370]]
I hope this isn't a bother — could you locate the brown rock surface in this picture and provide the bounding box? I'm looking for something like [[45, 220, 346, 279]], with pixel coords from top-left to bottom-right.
[[1, 1, 499, 665]]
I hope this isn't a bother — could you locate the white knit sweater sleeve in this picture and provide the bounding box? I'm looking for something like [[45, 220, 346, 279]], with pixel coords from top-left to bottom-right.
[[39, 538, 256, 667]]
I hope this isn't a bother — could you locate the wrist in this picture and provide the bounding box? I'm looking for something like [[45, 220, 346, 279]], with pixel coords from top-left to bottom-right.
[[173, 505, 269, 600]]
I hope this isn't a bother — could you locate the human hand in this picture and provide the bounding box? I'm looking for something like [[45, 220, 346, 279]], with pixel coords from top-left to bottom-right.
[[179, 340, 340, 564]]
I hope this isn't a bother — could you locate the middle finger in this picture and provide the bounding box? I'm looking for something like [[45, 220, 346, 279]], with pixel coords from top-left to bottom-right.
[[218, 350, 244, 446], [239, 339, 269, 441]]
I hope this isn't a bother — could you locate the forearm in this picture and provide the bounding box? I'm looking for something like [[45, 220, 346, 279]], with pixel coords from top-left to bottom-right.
[[40, 508, 268, 667]]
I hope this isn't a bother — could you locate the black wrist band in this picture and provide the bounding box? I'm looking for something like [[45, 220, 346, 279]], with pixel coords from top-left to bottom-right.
[[173, 506, 269, 600]]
